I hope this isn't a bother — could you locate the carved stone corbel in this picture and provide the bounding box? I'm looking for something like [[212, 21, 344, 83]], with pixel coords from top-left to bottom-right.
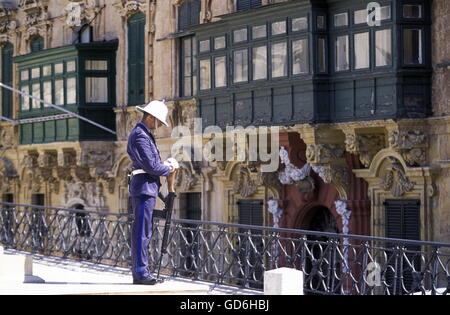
[[388, 128, 428, 167], [345, 132, 385, 168], [306, 143, 345, 165]]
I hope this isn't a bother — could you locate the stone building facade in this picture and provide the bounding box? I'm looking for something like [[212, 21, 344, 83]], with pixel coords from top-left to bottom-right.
[[0, 0, 449, 243]]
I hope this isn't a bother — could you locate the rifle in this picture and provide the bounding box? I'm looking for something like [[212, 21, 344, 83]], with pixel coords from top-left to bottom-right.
[[153, 170, 177, 283]]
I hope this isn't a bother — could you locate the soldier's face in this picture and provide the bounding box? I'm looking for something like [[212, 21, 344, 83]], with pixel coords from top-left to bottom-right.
[[145, 115, 160, 130]]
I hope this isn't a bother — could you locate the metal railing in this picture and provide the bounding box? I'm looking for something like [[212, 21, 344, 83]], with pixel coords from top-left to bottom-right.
[[1, 202, 449, 295]]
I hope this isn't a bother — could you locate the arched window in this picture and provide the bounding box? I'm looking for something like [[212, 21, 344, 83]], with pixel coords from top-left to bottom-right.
[[1, 43, 13, 118], [178, 0, 201, 32], [30, 36, 44, 52], [127, 13, 146, 106]]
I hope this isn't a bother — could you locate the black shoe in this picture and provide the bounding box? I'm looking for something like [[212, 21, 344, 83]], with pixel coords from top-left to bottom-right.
[[133, 276, 158, 285]]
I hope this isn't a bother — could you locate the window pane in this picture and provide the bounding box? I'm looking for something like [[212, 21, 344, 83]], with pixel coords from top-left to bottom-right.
[[31, 67, 40, 79], [67, 77, 77, 104], [335, 35, 349, 71], [376, 29, 392, 67], [43, 81, 52, 107], [292, 39, 309, 75], [380, 6, 391, 20], [318, 38, 327, 72], [354, 9, 367, 24], [43, 65, 52, 76], [214, 56, 227, 88], [233, 49, 248, 83], [21, 70, 29, 81], [199, 39, 210, 53], [403, 4, 422, 18], [85, 60, 108, 71], [233, 28, 247, 43], [252, 25, 267, 39], [214, 36, 226, 50], [21, 86, 30, 110], [253, 46, 267, 80], [200, 59, 211, 90], [334, 13, 348, 27], [55, 63, 63, 74], [66, 61, 76, 72], [317, 15, 326, 29], [404, 29, 423, 65], [355, 5, 390, 25], [32, 83, 40, 109], [271, 42, 288, 78], [354, 32, 370, 69], [184, 56, 192, 76], [272, 21, 286, 36], [292, 17, 308, 32], [86, 77, 108, 102], [55, 80, 64, 105]]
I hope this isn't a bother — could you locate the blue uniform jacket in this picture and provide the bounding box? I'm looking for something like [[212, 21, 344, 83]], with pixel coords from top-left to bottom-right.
[[127, 122, 171, 197]]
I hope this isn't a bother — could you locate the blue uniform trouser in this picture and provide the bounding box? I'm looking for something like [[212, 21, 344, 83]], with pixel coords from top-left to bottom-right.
[[131, 195, 156, 280]]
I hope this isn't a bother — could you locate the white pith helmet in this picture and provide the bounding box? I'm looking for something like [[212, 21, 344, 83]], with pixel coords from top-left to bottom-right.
[[136, 100, 169, 127]]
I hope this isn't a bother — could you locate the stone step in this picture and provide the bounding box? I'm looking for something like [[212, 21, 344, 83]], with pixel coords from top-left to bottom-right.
[[0, 249, 262, 295]]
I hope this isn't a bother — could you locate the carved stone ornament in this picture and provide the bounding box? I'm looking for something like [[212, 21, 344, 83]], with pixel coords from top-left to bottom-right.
[[115, 0, 147, 18], [0, 125, 15, 150], [233, 166, 259, 198], [306, 143, 344, 165], [278, 147, 315, 193], [267, 198, 283, 228], [345, 133, 385, 168], [64, 0, 99, 28], [0, 158, 18, 193], [63, 180, 106, 209], [0, 2, 18, 34], [312, 164, 349, 192], [379, 158, 415, 197], [175, 162, 199, 192], [19, 0, 49, 28], [388, 130, 428, 167]]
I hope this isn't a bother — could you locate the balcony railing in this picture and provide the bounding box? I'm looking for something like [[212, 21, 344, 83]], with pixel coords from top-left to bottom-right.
[[1, 202, 449, 295]]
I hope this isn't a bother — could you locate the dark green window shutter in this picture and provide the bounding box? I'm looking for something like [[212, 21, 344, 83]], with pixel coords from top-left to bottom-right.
[[30, 37, 44, 52], [385, 199, 420, 240], [180, 193, 201, 220], [384, 199, 421, 294], [1, 44, 13, 118], [128, 13, 146, 106], [237, 0, 262, 11], [178, 0, 200, 32], [238, 200, 263, 226]]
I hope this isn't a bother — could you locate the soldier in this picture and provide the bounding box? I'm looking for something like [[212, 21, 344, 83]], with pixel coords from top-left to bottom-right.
[[127, 100, 177, 285]]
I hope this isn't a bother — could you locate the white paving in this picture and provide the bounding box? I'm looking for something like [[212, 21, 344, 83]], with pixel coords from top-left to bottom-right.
[[0, 249, 262, 295]]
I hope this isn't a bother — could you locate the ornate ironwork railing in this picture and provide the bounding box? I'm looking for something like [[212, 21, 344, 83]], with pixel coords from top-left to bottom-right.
[[1, 202, 449, 295]]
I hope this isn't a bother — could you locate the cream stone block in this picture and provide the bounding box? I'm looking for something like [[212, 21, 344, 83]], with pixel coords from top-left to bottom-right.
[[264, 268, 303, 295], [0, 253, 34, 283]]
